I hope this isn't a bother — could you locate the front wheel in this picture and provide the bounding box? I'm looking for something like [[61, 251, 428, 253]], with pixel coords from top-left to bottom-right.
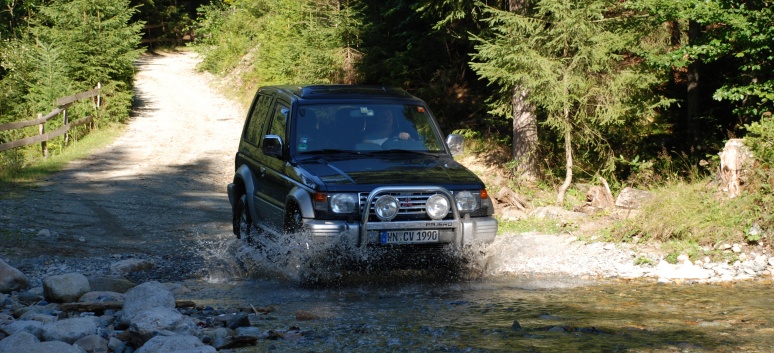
[[234, 194, 253, 243], [284, 204, 304, 234]]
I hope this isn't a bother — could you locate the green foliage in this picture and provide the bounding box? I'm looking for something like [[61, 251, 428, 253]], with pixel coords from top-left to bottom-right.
[[193, 0, 358, 89], [1, 0, 143, 175], [745, 116, 774, 167], [34, 0, 145, 92], [630, 0, 774, 145], [470, 0, 672, 180]]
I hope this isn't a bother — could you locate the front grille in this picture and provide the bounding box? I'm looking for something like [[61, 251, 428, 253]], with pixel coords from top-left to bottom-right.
[[359, 192, 451, 220]]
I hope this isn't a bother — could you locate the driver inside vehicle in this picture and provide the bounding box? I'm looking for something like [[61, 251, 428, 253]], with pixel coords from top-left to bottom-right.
[[362, 108, 411, 145]]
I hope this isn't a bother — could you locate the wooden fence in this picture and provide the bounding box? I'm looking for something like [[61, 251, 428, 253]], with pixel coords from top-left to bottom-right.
[[0, 84, 101, 157]]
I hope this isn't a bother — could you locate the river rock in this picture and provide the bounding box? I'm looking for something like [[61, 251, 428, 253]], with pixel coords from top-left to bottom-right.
[[43, 273, 91, 303], [19, 311, 58, 324], [655, 260, 711, 280], [0, 331, 39, 352], [74, 334, 109, 353], [22, 341, 86, 353], [107, 336, 126, 353], [122, 281, 175, 323], [88, 275, 136, 293], [2, 319, 44, 338], [79, 291, 125, 303], [129, 307, 197, 344], [0, 258, 29, 294], [110, 258, 156, 276], [135, 334, 215, 353], [41, 317, 98, 344]]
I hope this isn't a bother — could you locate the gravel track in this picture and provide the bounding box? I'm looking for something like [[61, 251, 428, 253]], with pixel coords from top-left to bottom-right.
[[0, 51, 641, 285]]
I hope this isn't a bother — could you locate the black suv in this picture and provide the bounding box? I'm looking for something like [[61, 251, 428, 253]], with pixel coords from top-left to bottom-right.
[[227, 85, 496, 263]]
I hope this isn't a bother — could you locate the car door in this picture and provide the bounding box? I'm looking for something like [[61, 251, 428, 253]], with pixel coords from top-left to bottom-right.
[[255, 100, 292, 233], [238, 92, 274, 225]]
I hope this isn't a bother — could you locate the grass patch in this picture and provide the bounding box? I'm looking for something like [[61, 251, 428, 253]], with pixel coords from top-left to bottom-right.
[[0, 124, 125, 194], [611, 179, 770, 261], [498, 216, 569, 235]]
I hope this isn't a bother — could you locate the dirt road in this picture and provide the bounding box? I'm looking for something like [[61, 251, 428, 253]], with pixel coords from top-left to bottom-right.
[[2, 51, 648, 284], [0, 51, 244, 270]]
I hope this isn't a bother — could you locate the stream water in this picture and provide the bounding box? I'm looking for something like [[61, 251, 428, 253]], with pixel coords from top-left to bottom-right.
[[181, 237, 774, 353]]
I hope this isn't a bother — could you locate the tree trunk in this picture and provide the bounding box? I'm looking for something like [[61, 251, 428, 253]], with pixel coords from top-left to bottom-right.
[[508, 0, 539, 183], [686, 19, 701, 145], [556, 116, 573, 205], [511, 86, 539, 182]]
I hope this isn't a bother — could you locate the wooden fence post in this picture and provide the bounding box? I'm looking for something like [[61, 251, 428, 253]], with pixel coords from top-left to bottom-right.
[[94, 82, 101, 130], [38, 113, 48, 157], [63, 109, 69, 145]]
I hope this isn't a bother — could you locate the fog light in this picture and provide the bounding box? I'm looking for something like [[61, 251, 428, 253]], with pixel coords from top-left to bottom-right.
[[375, 195, 399, 221], [426, 194, 450, 220]]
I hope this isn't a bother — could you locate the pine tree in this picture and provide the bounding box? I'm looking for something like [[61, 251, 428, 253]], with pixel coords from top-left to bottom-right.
[[470, 0, 669, 204]]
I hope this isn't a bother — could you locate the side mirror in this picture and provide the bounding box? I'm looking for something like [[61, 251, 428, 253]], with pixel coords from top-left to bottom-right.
[[446, 134, 465, 156], [262, 135, 284, 158]]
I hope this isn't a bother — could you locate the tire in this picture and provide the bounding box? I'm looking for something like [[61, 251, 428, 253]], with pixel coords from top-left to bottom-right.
[[234, 194, 253, 243], [284, 204, 304, 234]]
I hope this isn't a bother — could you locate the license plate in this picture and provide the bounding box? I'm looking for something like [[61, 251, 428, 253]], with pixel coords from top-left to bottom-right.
[[380, 230, 439, 244]]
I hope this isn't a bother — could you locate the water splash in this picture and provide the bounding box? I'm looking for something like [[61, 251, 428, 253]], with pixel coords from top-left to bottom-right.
[[196, 228, 497, 285]]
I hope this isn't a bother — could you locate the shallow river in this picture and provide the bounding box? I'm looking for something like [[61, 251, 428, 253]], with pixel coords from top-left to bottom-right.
[[179, 245, 774, 353]]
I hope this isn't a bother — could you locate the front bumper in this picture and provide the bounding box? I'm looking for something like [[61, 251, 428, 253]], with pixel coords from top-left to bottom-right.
[[302, 216, 497, 248]]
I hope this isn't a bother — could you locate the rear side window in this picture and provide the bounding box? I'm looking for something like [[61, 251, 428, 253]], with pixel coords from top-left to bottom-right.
[[244, 94, 273, 145]]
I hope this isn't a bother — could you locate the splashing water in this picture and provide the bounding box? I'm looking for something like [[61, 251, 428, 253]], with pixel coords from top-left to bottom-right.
[[196, 227, 497, 285]]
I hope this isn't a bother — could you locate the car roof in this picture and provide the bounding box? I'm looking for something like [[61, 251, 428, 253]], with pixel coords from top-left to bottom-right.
[[260, 84, 422, 102]]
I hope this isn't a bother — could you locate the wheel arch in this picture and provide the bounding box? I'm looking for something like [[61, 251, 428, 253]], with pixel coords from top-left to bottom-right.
[[286, 186, 315, 220], [232, 165, 258, 215]]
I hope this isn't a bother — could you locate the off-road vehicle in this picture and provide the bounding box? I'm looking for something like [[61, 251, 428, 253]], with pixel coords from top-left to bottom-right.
[[227, 85, 497, 266]]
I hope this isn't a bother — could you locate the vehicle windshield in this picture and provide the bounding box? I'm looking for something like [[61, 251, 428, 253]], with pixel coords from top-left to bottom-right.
[[293, 103, 445, 154]]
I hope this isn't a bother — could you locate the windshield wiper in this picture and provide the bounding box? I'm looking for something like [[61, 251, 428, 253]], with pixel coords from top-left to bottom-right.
[[367, 149, 442, 158], [299, 149, 363, 156]]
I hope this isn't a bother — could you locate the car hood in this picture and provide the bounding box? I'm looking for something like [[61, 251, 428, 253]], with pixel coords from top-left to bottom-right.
[[297, 154, 483, 187]]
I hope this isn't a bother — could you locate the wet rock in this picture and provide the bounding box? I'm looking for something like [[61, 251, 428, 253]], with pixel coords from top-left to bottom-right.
[[110, 259, 156, 276], [87, 276, 136, 293], [511, 320, 523, 331], [122, 281, 175, 323], [235, 326, 264, 338], [19, 311, 58, 324], [79, 291, 125, 303], [215, 335, 258, 350], [19, 341, 86, 353], [43, 273, 90, 303], [41, 317, 98, 344], [134, 334, 215, 353], [0, 313, 13, 325], [226, 312, 250, 329], [2, 319, 44, 338], [129, 307, 197, 344], [107, 336, 126, 353], [0, 259, 29, 294], [74, 334, 108, 353], [0, 331, 39, 352]]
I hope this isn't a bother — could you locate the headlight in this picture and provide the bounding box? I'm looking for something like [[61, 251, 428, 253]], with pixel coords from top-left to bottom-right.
[[330, 193, 357, 213], [426, 194, 450, 220], [455, 191, 480, 212], [374, 195, 399, 221]]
